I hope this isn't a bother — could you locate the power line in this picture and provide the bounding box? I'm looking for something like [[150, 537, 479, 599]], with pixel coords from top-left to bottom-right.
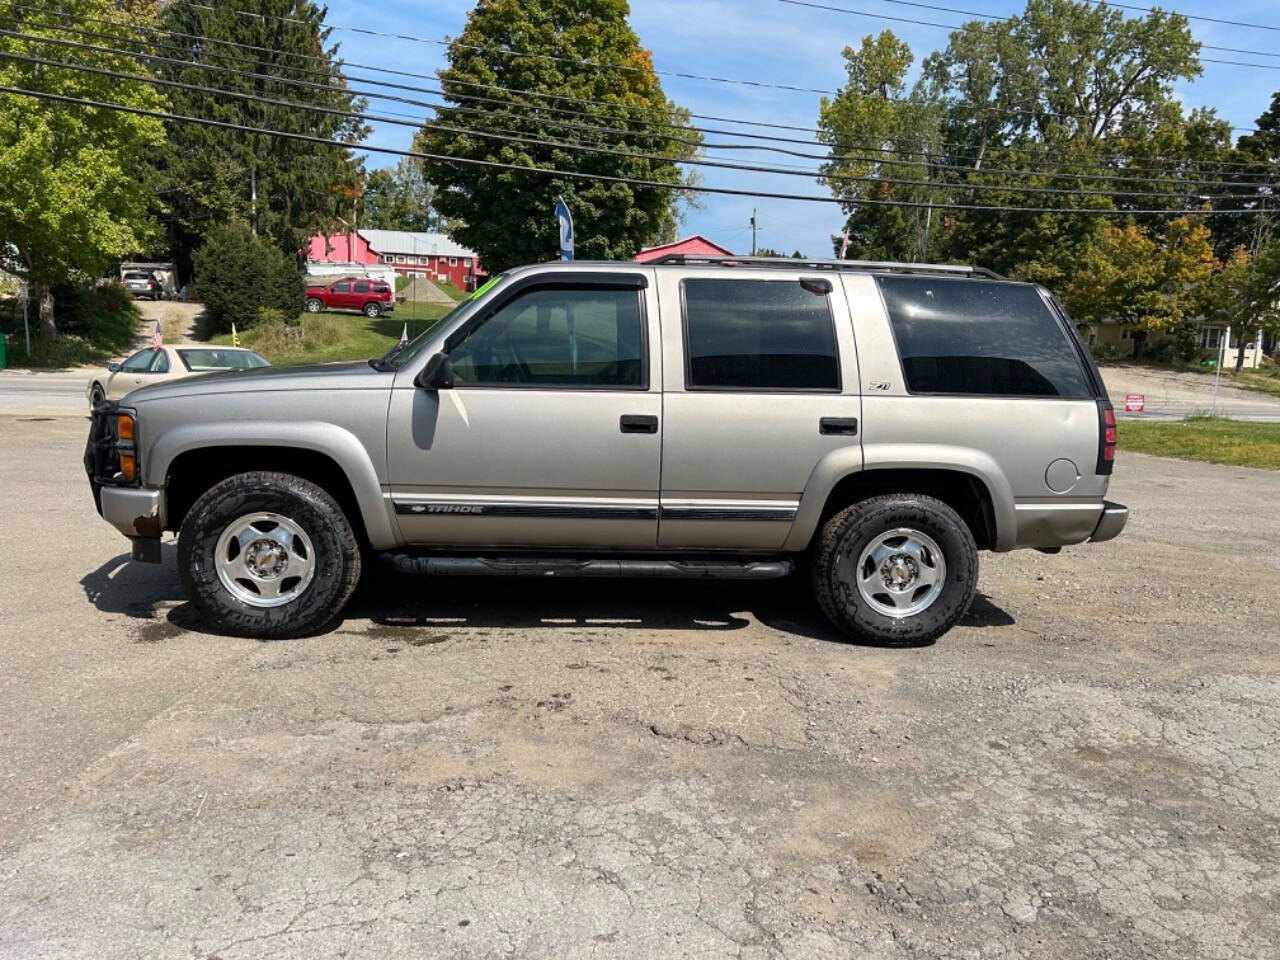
[[9, 20, 1275, 182], [152, 1, 1280, 127], [1076, 0, 1280, 34], [5, 83, 1270, 218], [773, 0, 1280, 71], [19, 48, 1272, 205], [776, 0, 1280, 58]]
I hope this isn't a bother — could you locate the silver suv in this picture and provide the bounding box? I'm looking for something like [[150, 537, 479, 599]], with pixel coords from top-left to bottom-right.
[[85, 257, 1127, 643]]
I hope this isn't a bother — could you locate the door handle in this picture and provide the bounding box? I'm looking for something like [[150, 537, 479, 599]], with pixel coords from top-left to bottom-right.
[[819, 417, 858, 436], [620, 414, 658, 434]]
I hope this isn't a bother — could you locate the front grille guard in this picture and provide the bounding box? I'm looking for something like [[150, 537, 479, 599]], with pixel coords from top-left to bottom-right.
[[84, 400, 126, 488]]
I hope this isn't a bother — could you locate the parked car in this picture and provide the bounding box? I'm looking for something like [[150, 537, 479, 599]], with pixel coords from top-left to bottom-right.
[[304, 277, 395, 317], [122, 271, 163, 301], [86, 346, 270, 407], [85, 256, 1126, 642]]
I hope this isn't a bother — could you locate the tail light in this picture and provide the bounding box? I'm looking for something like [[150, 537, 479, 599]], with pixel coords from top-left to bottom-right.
[[1096, 400, 1116, 475]]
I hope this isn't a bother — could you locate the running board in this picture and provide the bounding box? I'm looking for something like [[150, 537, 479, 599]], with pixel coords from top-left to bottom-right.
[[385, 555, 794, 580]]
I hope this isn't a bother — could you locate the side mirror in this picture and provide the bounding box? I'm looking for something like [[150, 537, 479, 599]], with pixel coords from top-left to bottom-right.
[[415, 352, 454, 390], [107, 362, 121, 373]]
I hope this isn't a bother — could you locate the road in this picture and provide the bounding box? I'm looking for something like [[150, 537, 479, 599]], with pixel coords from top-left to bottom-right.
[[0, 414, 1277, 959]]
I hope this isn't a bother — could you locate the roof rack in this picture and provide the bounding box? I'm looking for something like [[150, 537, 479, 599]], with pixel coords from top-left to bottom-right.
[[646, 254, 1006, 281]]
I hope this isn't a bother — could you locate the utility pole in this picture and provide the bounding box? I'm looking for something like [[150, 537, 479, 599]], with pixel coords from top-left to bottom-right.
[[750, 209, 757, 256], [250, 166, 258, 236]]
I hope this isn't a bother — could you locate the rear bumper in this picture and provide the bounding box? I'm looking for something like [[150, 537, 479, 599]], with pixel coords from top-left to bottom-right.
[[1089, 500, 1128, 543]]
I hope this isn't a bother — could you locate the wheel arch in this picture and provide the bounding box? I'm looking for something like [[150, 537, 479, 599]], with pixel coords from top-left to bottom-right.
[[149, 423, 398, 550], [785, 443, 1015, 552]]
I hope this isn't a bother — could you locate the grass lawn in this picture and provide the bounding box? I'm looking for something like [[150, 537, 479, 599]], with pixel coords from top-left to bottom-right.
[[1118, 416, 1280, 470], [209, 303, 453, 366]]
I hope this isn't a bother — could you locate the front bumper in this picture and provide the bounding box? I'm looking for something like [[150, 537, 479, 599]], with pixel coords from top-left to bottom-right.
[[85, 402, 164, 562], [1089, 500, 1129, 543]]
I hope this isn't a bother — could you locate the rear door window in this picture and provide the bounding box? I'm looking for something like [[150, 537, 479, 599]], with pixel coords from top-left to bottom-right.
[[150, 350, 170, 373], [876, 276, 1091, 398], [354, 281, 370, 293], [681, 278, 839, 391]]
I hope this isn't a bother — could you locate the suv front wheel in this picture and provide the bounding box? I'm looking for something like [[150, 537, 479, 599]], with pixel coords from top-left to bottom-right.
[[177, 472, 361, 639], [811, 494, 978, 646]]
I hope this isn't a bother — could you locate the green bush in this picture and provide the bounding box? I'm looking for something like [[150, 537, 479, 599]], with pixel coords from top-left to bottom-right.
[[0, 280, 138, 368], [1090, 342, 1121, 361], [193, 222, 305, 334]]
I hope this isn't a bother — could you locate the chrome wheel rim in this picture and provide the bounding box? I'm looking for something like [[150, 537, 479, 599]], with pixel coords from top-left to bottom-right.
[[851, 527, 946, 619], [214, 512, 316, 608], [364, 303, 378, 316]]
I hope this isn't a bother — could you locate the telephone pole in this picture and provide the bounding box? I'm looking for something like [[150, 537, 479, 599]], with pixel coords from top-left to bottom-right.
[[750, 209, 757, 256]]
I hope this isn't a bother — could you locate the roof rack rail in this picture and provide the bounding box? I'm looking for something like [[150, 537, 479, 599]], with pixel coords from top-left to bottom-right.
[[646, 253, 1006, 281]]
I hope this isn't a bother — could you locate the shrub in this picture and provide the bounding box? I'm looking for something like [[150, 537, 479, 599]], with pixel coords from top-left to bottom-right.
[[0, 280, 138, 368], [193, 222, 305, 334], [1090, 342, 1120, 361]]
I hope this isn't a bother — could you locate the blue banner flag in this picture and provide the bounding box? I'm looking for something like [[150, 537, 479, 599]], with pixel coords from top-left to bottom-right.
[[555, 196, 574, 261]]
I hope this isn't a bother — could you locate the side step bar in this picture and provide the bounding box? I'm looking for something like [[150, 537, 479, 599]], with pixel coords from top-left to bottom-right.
[[385, 555, 794, 580]]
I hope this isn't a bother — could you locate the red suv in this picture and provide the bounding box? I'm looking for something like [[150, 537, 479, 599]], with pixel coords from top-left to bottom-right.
[[304, 277, 395, 317]]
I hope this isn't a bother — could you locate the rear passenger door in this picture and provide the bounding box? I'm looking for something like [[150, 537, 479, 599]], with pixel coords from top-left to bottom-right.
[[330, 280, 354, 310], [656, 271, 863, 550]]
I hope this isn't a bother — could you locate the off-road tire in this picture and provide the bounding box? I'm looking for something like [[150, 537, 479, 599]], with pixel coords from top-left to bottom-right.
[[363, 301, 381, 318], [810, 493, 978, 646], [306, 298, 324, 313], [177, 472, 361, 639]]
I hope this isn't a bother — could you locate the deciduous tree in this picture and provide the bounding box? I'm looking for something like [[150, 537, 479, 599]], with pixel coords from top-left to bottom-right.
[[416, 0, 702, 272], [0, 0, 167, 335], [1065, 217, 1217, 359]]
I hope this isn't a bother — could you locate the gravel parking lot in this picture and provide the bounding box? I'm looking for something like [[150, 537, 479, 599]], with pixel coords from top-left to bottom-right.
[[1, 414, 1277, 959]]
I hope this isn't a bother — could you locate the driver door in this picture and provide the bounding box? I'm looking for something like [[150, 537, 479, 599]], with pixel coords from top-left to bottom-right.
[[386, 272, 662, 548]]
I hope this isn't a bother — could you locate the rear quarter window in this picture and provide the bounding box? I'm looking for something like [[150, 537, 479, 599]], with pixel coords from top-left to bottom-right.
[[876, 276, 1092, 398]]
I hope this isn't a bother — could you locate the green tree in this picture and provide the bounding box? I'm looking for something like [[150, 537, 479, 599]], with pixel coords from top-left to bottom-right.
[[1065, 217, 1218, 359], [193, 222, 304, 334], [359, 159, 449, 232], [818, 31, 942, 262], [416, 0, 702, 273], [1202, 244, 1280, 371], [155, 0, 367, 264], [0, 0, 167, 335]]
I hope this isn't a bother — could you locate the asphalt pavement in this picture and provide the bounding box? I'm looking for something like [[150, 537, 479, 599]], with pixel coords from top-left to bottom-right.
[[1, 414, 1277, 959]]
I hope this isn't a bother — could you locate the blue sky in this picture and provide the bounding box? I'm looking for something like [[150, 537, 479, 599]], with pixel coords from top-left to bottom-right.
[[323, 0, 1280, 259]]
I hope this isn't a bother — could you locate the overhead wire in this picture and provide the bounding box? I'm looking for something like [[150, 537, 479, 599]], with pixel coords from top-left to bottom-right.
[[7, 17, 1277, 183], [4, 83, 1271, 217]]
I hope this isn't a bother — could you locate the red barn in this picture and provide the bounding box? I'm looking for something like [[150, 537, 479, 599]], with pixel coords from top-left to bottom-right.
[[634, 235, 734, 262], [307, 229, 483, 292]]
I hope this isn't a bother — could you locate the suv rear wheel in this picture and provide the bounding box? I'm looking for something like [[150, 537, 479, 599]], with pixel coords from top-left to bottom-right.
[[811, 493, 977, 645], [363, 301, 381, 318], [177, 472, 361, 639]]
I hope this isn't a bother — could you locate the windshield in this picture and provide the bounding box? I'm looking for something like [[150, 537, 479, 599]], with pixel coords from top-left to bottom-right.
[[178, 349, 270, 372]]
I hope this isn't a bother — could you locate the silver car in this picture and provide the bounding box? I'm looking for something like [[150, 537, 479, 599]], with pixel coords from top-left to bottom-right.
[[85, 257, 1127, 643]]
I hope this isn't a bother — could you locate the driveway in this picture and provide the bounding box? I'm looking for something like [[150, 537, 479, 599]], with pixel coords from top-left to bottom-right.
[[0, 415, 1277, 959]]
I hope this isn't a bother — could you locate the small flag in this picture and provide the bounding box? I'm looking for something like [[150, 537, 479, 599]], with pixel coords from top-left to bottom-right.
[[399, 323, 408, 346], [554, 195, 574, 261], [840, 229, 851, 260], [231, 323, 240, 347], [152, 320, 163, 349]]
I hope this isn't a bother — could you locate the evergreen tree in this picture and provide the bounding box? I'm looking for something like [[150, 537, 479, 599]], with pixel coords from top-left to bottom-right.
[[155, 0, 367, 267]]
